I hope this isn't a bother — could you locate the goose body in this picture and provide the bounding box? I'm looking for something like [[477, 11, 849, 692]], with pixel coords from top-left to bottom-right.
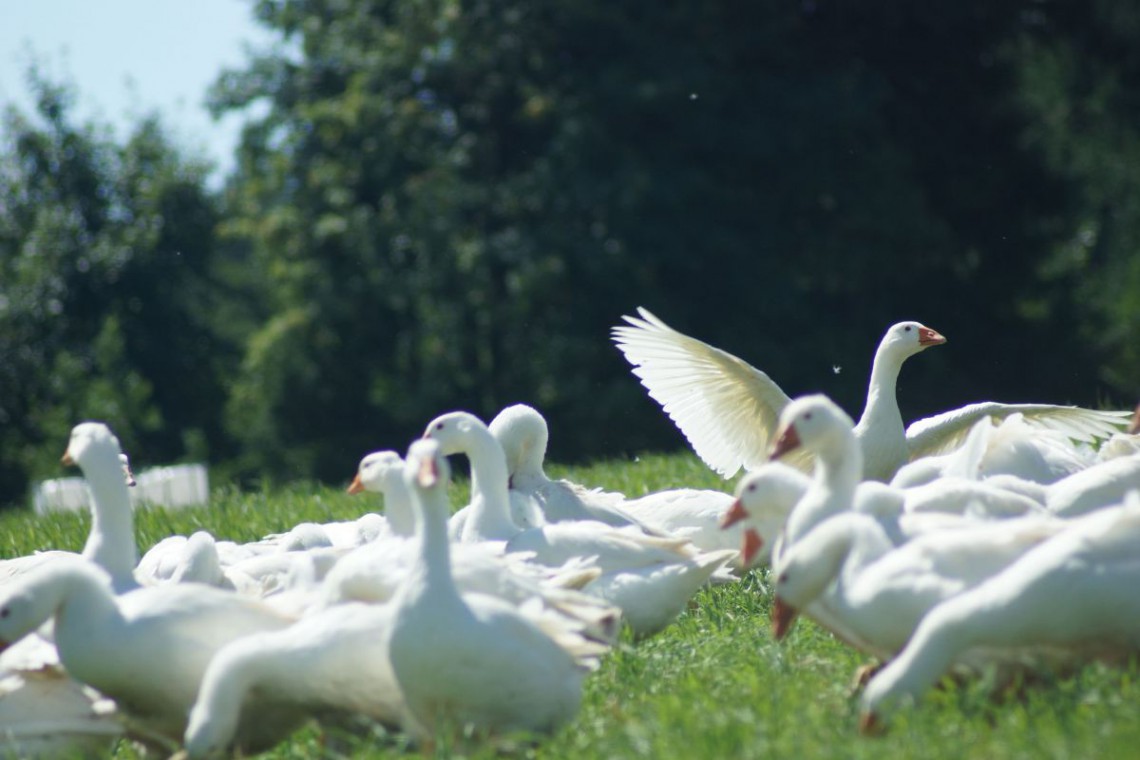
[[424, 412, 698, 569], [389, 439, 597, 740], [772, 512, 1065, 658], [184, 601, 404, 758], [490, 404, 643, 528], [491, 403, 741, 559], [860, 495, 1140, 730], [614, 308, 1128, 482], [0, 557, 294, 742]]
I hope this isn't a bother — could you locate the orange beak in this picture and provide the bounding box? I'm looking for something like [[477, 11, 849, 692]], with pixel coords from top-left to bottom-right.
[[720, 498, 749, 529], [741, 528, 764, 566], [769, 425, 801, 460], [346, 474, 365, 495], [772, 595, 798, 640], [918, 326, 947, 348], [1129, 403, 1139, 435], [60, 450, 74, 467]]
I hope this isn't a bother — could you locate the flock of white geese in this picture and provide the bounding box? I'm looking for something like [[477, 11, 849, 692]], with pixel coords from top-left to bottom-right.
[[0, 307, 1138, 757]]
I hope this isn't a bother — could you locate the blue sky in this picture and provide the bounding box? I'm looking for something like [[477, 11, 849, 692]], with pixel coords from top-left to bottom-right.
[[0, 0, 276, 184]]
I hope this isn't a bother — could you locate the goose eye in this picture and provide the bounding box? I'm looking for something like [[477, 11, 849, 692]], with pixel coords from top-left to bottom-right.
[[748, 483, 757, 492], [777, 572, 788, 584], [435, 422, 445, 431], [904, 325, 912, 332], [803, 412, 813, 421], [0, 608, 9, 619]]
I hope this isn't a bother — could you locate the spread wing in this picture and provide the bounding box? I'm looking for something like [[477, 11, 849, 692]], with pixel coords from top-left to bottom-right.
[[612, 307, 811, 477], [906, 402, 1132, 460]]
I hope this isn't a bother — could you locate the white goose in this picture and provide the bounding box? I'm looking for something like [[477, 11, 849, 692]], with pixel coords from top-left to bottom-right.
[[424, 412, 697, 568], [183, 601, 405, 758], [1, 423, 142, 593], [346, 450, 417, 537], [491, 403, 742, 562], [613, 307, 1129, 481], [489, 404, 643, 527], [0, 556, 295, 745], [770, 511, 1065, 659], [718, 462, 811, 567], [424, 411, 735, 636], [860, 493, 1140, 732], [389, 438, 601, 740], [891, 413, 1094, 488]]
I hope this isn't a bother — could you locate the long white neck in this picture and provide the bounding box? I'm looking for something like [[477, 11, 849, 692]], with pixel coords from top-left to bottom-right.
[[81, 455, 138, 592], [783, 429, 863, 547], [862, 592, 976, 717], [406, 479, 463, 607], [379, 476, 417, 538], [460, 429, 519, 542], [46, 563, 125, 661], [185, 637, 271, 757], [778, 517, 859, 610], [854, 342, 909, 482]]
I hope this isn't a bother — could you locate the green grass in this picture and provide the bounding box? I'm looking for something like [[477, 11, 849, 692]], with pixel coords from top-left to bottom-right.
[[4, 451, 1140, 758]]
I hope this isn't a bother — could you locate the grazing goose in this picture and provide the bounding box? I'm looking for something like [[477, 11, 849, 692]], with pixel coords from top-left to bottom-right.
[[388, 439, 602, 741], [183, 601, 404, 758], [613, 308, 1129, 481], [0, 556, 295, 745], [859, 493, 1140, 732], [770, 511, 1065, 659]]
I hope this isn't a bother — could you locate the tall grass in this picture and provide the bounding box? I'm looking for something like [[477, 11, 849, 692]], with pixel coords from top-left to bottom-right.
[[4, 451, 1140, 758]]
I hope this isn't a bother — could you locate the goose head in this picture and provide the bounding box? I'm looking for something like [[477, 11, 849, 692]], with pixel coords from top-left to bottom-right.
[[770, 395, 856, 461], [488, 403, 549, 480], [61, 422, 132, 483], [347, 450, 405, 495], [878, 321, 946, 360], [720, 463, 811, 566], [404, 438, 452, 505], [422, 411, 489, 457]]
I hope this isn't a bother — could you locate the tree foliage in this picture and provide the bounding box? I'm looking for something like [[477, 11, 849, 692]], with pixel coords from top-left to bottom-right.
[[1, 1, 1138, 506], [0, 75, 238, 504]]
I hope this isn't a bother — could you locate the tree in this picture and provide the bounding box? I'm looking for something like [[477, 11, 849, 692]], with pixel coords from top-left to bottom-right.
[[0, 73, 238, 507]]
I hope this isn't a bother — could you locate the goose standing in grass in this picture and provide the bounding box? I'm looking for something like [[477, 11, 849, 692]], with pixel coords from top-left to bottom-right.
[[0, 556, 296, 747], [860, 493, 1140, 733], [182, 601, 405, 758], [389, 439, 603, 741], [613, 308, 1129, 481]]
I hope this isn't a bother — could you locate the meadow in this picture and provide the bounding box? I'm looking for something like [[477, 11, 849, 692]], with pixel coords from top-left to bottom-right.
[[3, 451, 1140, 759]]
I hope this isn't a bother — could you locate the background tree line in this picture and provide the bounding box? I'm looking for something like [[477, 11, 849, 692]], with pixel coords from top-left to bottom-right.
[[1, 0, 1137, 508]]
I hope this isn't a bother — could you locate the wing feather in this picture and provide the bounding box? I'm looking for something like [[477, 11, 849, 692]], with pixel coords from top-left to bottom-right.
[[906, 402, 1132, 460], [612, 308, 800, 478]]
